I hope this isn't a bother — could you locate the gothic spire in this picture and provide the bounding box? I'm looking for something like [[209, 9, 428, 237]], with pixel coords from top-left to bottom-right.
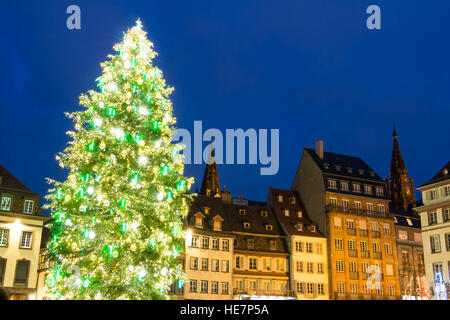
[[388, 124, 416, 212], [200, 138, 221, 197]]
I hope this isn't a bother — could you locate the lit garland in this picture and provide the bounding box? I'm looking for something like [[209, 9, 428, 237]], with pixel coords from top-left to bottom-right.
[[43, 19, 193, 300]]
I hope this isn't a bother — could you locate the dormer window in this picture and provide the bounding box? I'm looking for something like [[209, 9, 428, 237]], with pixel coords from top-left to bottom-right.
[[358, 169, 365, 175], [296, 223, 303, 231], [283, 209, 289, 217], [194, 212, 205, 228], [265, 224, 273, 231], [335, 165, 341, 171], [212, 215, 224, 231], [352, 184, 361, 193], [310, 225, 316, 232], [323, 163, 329, 169], [277, 195, 283, 202], [369, 171, 375, 177], [203, 207, 210, 214], [270, 240, 277, 250], [243, 222, 251, 229], [364, 185, 373, 194], [289, 196, 296, 204], [297, 210, 303, 218], [346, 167, 353, 173], [239, 209, 246, 215], [261, 210, 268, 217]]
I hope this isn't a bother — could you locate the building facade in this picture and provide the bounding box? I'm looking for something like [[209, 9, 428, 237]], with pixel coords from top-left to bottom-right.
[[268, 187, 329, 300], [415, 162, 450, 300], [0, 165, 47, 300], [292, 140, 400, 299]]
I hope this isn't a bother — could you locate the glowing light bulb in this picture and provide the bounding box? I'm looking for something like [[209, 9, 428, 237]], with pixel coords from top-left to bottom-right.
[[138, 156, 148, 165], [139, 107, 149, 116], [106, 82, 117, 92], [93, 118, 103, 127], [157, 192, 164, 201], [161, 267, 168, 276], [87, 186, 95, 195], [112, 128, 123, 139], [154, 141, 161, 149], [89, 231, 96, 240]]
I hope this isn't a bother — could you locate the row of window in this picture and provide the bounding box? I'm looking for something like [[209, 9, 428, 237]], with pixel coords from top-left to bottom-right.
[[327, 180, 384, 196], [294, 241, 323, 254], [335, 261, 395, 276], [427, 209, 450, 226], [189, 280, 229, 294], [234, 279, 287, 293], [329, 198, 386, 214], [296, 261, 325, 273], [336, 282, 396, 295], [0, 197, 34, 214], [190, 257, 230, 272], [275, 194, 296, 204], [0, 258, 30, 286], [235, 256, 287, 272], [0, 229, 33, 249], [333, 218, 391, 233], [190, 236, 230, 251], [425, 186, 450, 201], [430, 234, 450, 254], [334, 239, 393, 255], [296, 282, 326, 295]]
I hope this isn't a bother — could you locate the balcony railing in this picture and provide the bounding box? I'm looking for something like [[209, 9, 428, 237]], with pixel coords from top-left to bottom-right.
[[361, 251, 370, 258], [371, 231, 381, 238], [347, 228, 356, 236], [349, 271, 359, 280], [233, 288, 295, 297], [373, 252, 382, 259], [348, 249, 358, 257], [359, 229, 369, 237], [326, 204, 388, 218]]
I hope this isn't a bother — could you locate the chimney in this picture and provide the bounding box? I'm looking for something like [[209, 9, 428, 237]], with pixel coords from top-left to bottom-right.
[[315, 140, 324, 160]]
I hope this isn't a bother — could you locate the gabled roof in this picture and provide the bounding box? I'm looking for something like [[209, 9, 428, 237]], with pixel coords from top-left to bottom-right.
[[268, 187, 325, 238], [304, 148, 384, 182], [0, 164, 36, 194], [418, 161, 450, 188]]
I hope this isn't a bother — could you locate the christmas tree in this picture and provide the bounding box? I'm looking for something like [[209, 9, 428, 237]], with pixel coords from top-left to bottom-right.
[[43, 20, 193, 300]]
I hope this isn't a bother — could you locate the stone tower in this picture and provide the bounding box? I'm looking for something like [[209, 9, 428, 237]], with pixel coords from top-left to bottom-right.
[[200, 140, 221, 197], [387, 124, 416, 212]]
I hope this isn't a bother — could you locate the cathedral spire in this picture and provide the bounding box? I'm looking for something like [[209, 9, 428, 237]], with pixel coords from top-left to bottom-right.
[[388, 125, 416, 212], [200, 138, 221, 197]]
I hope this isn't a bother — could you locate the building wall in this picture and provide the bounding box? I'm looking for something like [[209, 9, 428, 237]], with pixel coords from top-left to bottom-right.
[[0, 215, 44, 299], [290, 235, 329, 299], [416, 182, 450, 300], [184, 231, 234, 300]]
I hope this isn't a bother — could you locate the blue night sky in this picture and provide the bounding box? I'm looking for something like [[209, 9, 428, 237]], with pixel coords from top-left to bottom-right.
[[0, 1, 449, 209]]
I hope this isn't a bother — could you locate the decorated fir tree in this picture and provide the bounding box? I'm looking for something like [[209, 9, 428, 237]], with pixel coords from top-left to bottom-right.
[[44, 20, 193, 300]]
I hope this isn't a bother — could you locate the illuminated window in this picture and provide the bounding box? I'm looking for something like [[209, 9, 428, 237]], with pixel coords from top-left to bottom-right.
[[23, 200, 34, 214], [341, 182, 349, 191], [289, 196, 296, 204], [353, 184, 361, 193], [328, 180, 337, 189], [364, 185, 373, 194], [295, 241, 304, 252], [20, 232, 32, 249], [335, 238, 343, 250], [376, 187, 384, 196], [0, 229, 9, 247], [189, 280, 197, 292], [1, 197, 12, 211], [336, 260, 344, 272]]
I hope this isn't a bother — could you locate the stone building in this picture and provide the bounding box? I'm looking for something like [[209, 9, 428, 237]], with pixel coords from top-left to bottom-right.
[[268, 187, 329, 299], [292, 140, 400, 299], [415, 162, 450, 300], [0, 164, 47, 300]]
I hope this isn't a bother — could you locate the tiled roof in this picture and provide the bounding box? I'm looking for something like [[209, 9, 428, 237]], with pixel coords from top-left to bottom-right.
[[268, 187, 324, 238], [188, 194, 286, 237], [304, 148, 384, 182], [389, 209, 421, 229], [0, 164, 35, 194], [418, 161, 450, 188]]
